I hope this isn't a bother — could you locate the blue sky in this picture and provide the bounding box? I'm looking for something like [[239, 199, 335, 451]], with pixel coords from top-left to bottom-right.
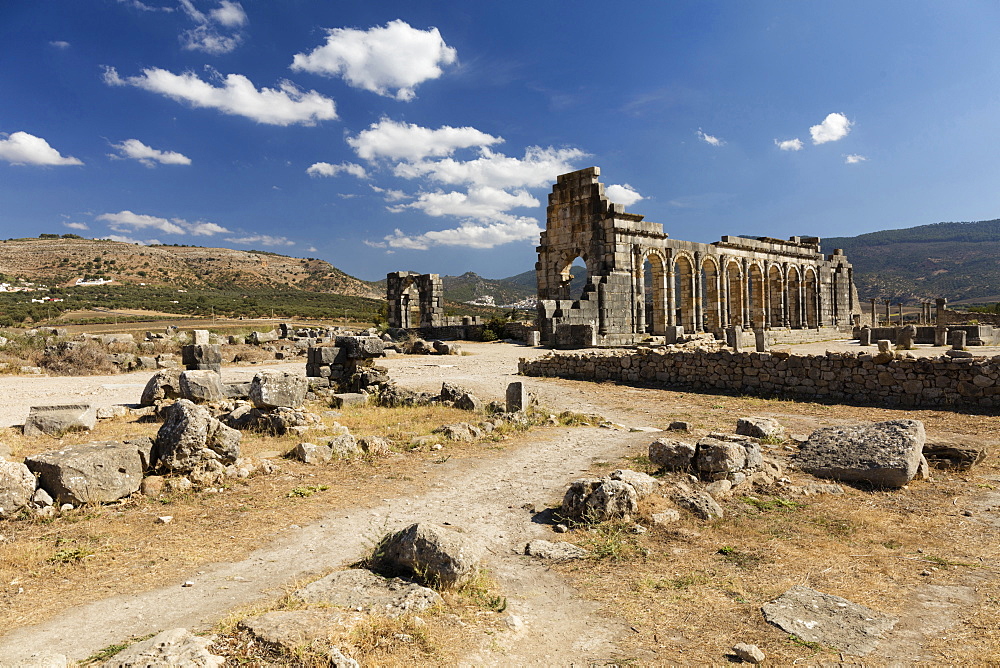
[[3, 2, 1000, 281]]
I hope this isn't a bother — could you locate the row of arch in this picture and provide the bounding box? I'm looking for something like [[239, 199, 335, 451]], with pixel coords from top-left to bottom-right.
[[631, 249, 834, 335]]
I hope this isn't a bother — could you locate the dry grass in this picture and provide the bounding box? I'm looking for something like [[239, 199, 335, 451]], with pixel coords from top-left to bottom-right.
[[536, 379, 1000, 664], [0, 400, 543, 637]]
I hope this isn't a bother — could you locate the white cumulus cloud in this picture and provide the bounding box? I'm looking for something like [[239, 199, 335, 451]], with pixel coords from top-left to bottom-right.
[[775, 138, 804, 151], [102, 234, 161, 245], [226, 234, 294, 246], [697, 129, 725, 146], [373, 217, 542, 251], [810, 112, 852, 145], [97, 210, 229, 236], [103, 66, 336, 126], [110, 138, 191, 167], [391, 186, 538, 220], [844, 154, 867, 164], [306, 161, 368, 178], [50, 41, 71, 49], [0, 131, 83, 166], [291, 20, 457, 101], [179, 0, 247, 54], [63, 222, 90, 230], [348, 119, 501, 162], [393, 146, 587, 190], [605, 183, 644, 207]]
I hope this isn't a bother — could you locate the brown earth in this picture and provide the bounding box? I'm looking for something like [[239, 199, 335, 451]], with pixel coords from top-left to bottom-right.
[[0, 342, 997, 665], [0, 237, 379, 297]]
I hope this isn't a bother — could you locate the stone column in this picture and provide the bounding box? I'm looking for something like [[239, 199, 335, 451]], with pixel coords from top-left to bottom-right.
[[951, 329, 967, 350], [634, 252, 645, 335], [666, 267, 676, 327], [883, 299, 891, 327], [870, 298, 878, 328], [935, 297, 947, 325], [693, 251, 704, 332], [721, 261, 731, 329], [897, 303, 904, 326]]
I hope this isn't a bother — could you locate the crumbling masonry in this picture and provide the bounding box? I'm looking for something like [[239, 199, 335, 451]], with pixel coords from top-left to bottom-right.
[[536, 167, 860, 346]]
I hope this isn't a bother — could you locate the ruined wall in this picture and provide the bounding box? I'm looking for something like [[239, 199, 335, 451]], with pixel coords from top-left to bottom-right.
[[520, 348, 1000, 410], [535, 167, 859, 348]]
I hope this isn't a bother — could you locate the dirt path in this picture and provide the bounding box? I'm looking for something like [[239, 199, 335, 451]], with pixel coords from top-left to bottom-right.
[[0, 344, 653, 664]]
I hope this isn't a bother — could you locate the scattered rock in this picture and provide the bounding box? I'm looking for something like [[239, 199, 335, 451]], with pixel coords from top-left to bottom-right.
[[155, 399, 241, 473], [649, 438, 696, 470], [249, 370, 307, 409], [327, 433, 361, 458], [140, 368, 183, 406], [370, 523, 484, 589], [140, 476, 165, 498], [102, 627, 224, 667], [178, 370, 226, 404], [359, 436, 392, 457], [23, 404, 96, 437], [330, 393, 369, 409], [675, 491, 724, 520], [736, 416, 785, 441], [667, 421, 692, 432], [524, 539, 590, 560], [732, 642, 766, 663], [609, 469, 659, 497], [293, 442, 333, 464], [761, 585, 898, 656], [295, 568, 443, 616], [25, 441, 142, 505], [795, 420, 926, 488], [923, 439, 986, 470], [695, 436, 762, 480], [650, 509, 681, 526], [561, 478, 639, 523], [0, 458, 36, 518], [433, 422, 483, 442]]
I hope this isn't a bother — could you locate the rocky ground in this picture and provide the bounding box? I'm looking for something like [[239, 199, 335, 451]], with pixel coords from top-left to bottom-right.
[[0, 339, 997, 665]]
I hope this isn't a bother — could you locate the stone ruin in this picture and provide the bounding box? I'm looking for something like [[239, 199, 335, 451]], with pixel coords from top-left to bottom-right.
[[535, 167, 860, 348], [385, 271, 484, 338]]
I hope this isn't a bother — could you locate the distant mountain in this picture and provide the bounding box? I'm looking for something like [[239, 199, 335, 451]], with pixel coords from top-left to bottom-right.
[[0, 236, 381, 299], [825, 218, 1000, 303]]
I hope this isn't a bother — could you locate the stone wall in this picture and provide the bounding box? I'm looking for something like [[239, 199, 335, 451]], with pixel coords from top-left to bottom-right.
[[519, 348, 1000, 410]]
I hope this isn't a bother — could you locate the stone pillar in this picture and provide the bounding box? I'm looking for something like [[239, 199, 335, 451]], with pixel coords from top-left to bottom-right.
[[870, 298, 878, 328], [634, 256, 646, 335], [859, 326, 872, 346], [897, 324, 916, 350], [666, 268, 676, 327], [883, 300, 891, 327], [727, 325, 742, 352], [935, 326, 949, 347], [754, 330, 769, 352], [192, 329, 210, 346], [721, 263, 731, 329], [506, 382, 530, 413], [897, 303, 904, 326], [693, 252, 704, 332], [951, 329, 967, 350], [935, 297, 947, 326]]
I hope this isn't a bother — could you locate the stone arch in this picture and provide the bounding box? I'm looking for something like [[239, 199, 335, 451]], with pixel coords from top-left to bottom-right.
[[747, 262, 766, 330], [803, 266, 818, 327], [786, 265, 801, 327], [701, 255, 722, 332], [639, 249, 668, 334], [386, 271, 443, 329], [673, 253, 697, 332], [554, 250, 590, 301], [767, 264, 784, 328], [725, 259, 744, 328]]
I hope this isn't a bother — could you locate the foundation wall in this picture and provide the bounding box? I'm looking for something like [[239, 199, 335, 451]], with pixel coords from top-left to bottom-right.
[[519, 348, 1000, 410]]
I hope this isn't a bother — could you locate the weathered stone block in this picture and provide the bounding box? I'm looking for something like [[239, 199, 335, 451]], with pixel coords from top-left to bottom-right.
[[23, 404, 96, 437], [25, 441, 142, 505], [179, 370, 225, 403], [249, 370, 307, 409]]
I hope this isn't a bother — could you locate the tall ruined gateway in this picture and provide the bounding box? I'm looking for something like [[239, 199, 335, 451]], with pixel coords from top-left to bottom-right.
[[536, 167, 859, 346]]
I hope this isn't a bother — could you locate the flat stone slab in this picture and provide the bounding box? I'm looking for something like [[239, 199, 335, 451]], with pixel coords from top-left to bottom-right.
[[239, 609, 366, 652], [524, 539, 589, 560], [761, 585, 898, 655], [23, 404, 96, 437], [294, 569, 443, 617], [794, 420, 925, 488]]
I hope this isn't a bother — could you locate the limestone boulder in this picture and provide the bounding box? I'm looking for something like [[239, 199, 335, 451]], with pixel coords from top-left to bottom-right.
[[24, 441, 142, 505], [735, 416, 786, 441], [648, 438, 696, 471], [327, 433, 360, 458], [155, 399, 241, 472], [609, 469, 659, 498], [239, 611, 362, 665], [140, 368, 183, 406], [103, 628, 224, 667], [295, 568, 443, 616], [675, 491, 724, 520], [335, 335, 384, 359], [0, 458, 36, 518], [561, 477, 639, 523], [524, 539, 589, 560], [795, 420, 926, 488], [249, 330, 279, 344], [433, 422, 483, 442], [293, 442, 333, 464], [249, 370, 307, 409], [179, 370, 226, 403], [23, 404, 96, 437], [370, 522, 484, 589], [695, 436, 762, 480]]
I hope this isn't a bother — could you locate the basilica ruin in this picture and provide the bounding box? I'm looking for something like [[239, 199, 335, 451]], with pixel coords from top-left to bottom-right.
[[535, 167, 860, 347]]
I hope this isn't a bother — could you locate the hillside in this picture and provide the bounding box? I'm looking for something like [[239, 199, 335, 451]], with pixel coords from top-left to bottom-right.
[[0, 236, 380, 299], [825, 218, 1000, 303]]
